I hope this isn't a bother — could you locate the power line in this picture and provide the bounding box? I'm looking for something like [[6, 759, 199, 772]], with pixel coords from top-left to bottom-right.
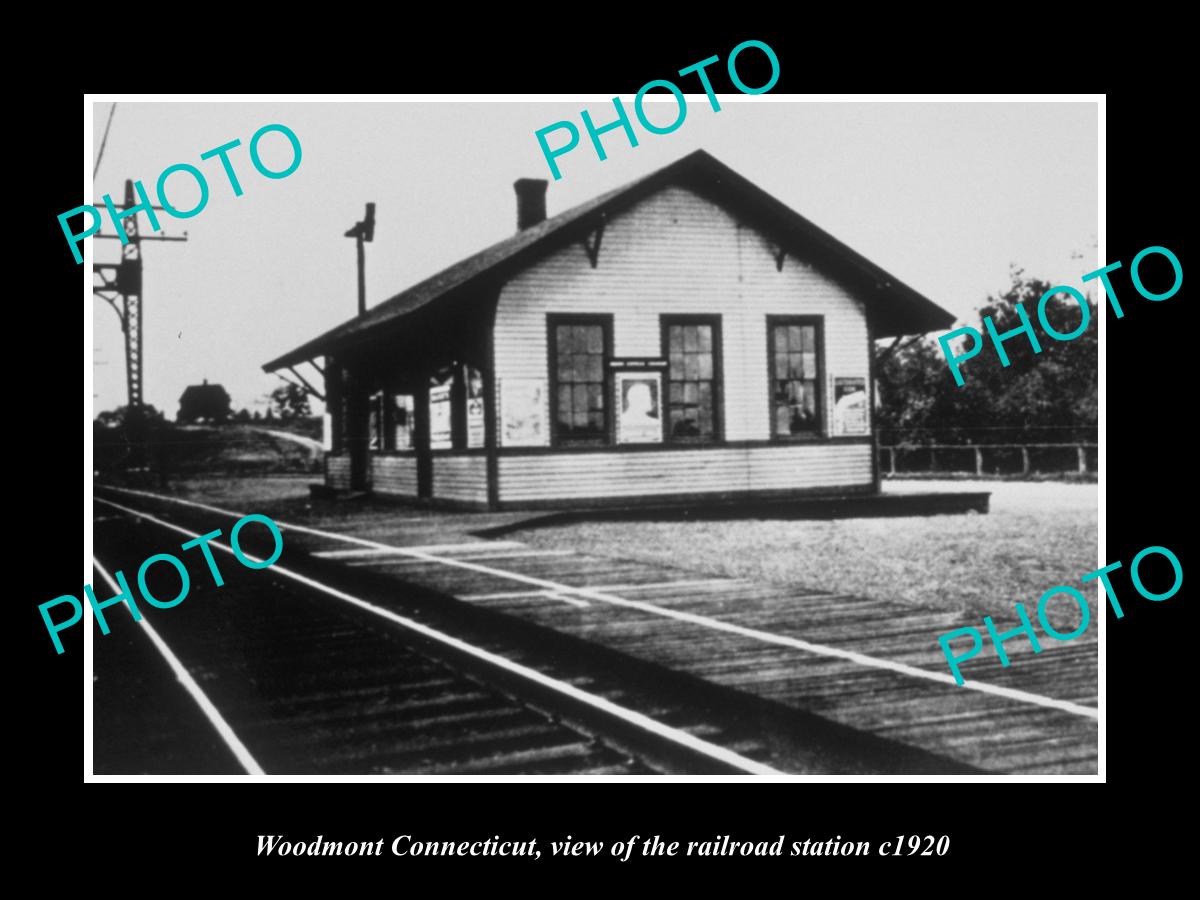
[[93, 103, 117, 179]]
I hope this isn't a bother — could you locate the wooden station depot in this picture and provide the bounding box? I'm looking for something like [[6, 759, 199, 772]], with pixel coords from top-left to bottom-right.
[[264, 150, 954, 510]]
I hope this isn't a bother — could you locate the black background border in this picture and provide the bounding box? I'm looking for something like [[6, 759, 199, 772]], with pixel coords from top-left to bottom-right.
[[22, 30, 1187, 880]]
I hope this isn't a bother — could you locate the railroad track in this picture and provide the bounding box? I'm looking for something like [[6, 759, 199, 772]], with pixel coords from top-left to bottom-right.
[[92, 501, 781, 776]]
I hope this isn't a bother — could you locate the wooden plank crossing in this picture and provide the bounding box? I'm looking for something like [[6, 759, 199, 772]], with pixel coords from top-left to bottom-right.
[[277, 519, 1097, 774]]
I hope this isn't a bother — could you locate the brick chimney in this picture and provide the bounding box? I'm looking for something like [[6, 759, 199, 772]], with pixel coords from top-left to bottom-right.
[[514, 178, 547, 231]]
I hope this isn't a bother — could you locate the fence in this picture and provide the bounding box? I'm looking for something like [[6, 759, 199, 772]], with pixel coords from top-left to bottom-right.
[[879, 442, 1097, 477], [877, 427, 1097, 477]]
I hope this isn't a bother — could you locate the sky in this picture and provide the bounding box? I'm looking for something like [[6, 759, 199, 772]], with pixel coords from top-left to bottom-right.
[[88, 99, 1098, 417]]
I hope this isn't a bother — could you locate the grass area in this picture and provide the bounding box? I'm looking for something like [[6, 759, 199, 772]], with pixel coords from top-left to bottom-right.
[[95, 423, 321, 479], [516, 482, 1098, 618]]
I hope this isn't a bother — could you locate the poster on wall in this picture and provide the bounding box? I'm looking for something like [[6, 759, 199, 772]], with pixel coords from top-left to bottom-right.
[[392, 394, 414, 450], [833, 376, 869, 435], [614, 371, 663, 444], [466, 366, 486, 448], [500, 377, 547, 447], [429, 382, 453, 449]]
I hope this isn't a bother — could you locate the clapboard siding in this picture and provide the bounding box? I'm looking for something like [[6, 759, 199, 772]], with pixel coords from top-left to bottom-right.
[[433, 454, 488, 504], [327, 454, 351, 490], [371, 455, 419, 497], [499, 444, 872, 502], [493, 185, 871, 446]]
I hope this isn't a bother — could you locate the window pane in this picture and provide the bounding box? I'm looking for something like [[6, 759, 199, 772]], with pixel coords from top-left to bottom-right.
[[789, 326, 803, 351], [556, 326, 572, 354], [698, 354, 713, 380], [673, 409, 698, 437], [697, 326, 712, 352], [774, 351, 790, 380], [586, 354, 603, 381], [801, 380, 817, 418], [684, 382, 698, 405], [697, 383, 713, 436], [557, 386, 572, 428], [801, 352, 817, 379], [669, 381, 684, 404], [800, 326, 815, 352], [774, 327, 788, 358], [773, 401, 791, 436], [585, 325, 603, 354], [573, 383, 589, 414], [588, 383, 604, 412], [685, 354, 699, 380], [684, 327, 698, 352], [669, 327, 684, 353]]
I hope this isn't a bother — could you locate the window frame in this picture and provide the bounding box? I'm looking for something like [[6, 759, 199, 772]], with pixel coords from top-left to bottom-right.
[[546, 313, 614, 448], [660, 314, 724, 444], [766, 314, 826, 441]]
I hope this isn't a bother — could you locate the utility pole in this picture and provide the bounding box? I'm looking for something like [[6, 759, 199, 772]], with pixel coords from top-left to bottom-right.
[[344, 202, 375, 315], [92, 179, 187, 410]]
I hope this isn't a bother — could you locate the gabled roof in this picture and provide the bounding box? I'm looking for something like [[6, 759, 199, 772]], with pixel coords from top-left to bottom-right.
[[264, 150, 953, 371]]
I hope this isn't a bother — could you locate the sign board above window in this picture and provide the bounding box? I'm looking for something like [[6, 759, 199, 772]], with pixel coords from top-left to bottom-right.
[[607, 358, 668, 370]]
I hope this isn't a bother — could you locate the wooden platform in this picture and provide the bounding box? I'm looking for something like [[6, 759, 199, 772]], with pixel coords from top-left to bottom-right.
[[286, 516, 1095, 775]]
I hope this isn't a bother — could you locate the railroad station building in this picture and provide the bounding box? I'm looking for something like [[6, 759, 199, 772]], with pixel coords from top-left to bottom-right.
[[264, 150, 953, 510]]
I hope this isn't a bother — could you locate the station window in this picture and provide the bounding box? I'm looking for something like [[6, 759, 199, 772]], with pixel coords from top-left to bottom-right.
[[549, 316, 611, 446], [662, 317, 721, 442], [768, 317, 823, 437]]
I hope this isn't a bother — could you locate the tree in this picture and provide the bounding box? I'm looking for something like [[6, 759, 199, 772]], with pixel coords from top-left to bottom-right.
[[876, 268, 1097, 442], [269, 383, 312, 422], [95, 404, 165, 427]]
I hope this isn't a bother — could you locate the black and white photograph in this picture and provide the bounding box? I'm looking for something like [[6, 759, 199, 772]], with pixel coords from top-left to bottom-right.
[[81, 95, 1103, 782]]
